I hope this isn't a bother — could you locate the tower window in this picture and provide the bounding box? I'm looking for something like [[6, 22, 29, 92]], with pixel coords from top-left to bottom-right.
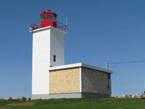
[[42, 15, 46, 21], [53, 55, 56, 62], [53, 16, 57, 22], [47, 15, 53, 21]]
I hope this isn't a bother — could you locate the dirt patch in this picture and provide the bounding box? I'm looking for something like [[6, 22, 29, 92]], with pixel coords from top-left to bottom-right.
[[5, 102, 35, 107]]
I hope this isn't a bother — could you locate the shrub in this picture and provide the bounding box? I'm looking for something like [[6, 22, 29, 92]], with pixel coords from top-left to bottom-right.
[[26, 98, 31, 101], [8, 97, 12, 101], [21, 96, 26, 101]]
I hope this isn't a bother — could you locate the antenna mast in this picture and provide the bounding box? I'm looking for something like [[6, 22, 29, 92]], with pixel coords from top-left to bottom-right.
[[106, 62, 110, 70], [66, 16, 67, 26]]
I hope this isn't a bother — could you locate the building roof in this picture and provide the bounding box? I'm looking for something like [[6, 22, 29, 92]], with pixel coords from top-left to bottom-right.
[[49, 63, 113, 74]]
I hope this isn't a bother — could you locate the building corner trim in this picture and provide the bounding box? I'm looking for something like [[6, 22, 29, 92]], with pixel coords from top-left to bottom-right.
[[80, 67, 82, 92]]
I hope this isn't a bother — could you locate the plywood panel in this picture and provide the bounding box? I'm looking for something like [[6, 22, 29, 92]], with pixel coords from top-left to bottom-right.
[[49, 68, 80, 94]]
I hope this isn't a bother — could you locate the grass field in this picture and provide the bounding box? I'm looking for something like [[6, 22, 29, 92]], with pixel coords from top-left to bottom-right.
[[0, 98, 145, 109]]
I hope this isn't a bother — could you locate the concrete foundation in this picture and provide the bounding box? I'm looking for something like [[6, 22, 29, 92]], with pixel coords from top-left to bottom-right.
[[32, 93, 110, 99]]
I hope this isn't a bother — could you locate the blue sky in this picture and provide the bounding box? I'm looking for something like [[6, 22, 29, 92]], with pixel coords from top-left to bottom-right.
[[0, 0, 145, 98]]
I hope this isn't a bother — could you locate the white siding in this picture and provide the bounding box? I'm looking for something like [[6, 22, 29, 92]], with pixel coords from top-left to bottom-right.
[[50, 29, 64, 66], [32, 29, 50, 94], [32, 26, 66, 95]]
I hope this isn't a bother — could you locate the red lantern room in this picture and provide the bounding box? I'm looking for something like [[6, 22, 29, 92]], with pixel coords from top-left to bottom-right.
[[40, 9, 57, 28], [29, 9, 67, 32]]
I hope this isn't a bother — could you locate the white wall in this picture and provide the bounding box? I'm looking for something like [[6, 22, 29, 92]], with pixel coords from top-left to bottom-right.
[[50, 29, 64, 66], [32, 27, 66, 95], [32, 29, 50, 94]]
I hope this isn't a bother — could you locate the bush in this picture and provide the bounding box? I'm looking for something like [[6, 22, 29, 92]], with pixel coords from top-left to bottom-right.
[[26, 98, 31, 101], [8, 97, 12, 101], [21, 96, 26, 101]]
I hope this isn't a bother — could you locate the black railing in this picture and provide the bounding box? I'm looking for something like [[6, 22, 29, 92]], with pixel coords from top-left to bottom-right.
[[29, 21, 67, 32]]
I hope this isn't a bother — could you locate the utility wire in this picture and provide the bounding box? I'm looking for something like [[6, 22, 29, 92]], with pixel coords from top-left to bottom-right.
[[106, 60, 145, 69], [110, 60, 145, 64]]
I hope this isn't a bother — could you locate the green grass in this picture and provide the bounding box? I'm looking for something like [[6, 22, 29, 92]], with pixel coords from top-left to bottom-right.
[[1, 98, 145, 109]]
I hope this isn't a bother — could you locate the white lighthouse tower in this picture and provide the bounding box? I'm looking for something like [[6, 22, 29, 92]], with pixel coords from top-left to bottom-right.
[[30, 9, 66, 98]]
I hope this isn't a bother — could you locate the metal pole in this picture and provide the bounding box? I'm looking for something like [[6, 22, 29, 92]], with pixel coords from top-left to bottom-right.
[[66, 16, 67, 26], [144, 76, 145, 94], [106, 62, 110, 70]]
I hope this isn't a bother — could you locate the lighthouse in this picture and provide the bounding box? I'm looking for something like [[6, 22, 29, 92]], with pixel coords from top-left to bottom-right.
[[30, 9, 66, 98], [30, 9, 112, 99]]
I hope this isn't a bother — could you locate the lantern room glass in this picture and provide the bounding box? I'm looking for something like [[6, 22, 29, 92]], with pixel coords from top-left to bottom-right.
[[42, 15, 46, 21]]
